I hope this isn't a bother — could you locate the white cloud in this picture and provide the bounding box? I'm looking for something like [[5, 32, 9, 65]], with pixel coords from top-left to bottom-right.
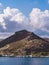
[[0, 7, 28, 30], [0, 7, 49, 33], [3, 7, 28, 24], [0, 3, 2, 7], [0, 14, 6, 29], [0, 7, 49, 38], [29, 8, 49, 32], [0, 32, 13, 39], [41, 35, 49, 38]]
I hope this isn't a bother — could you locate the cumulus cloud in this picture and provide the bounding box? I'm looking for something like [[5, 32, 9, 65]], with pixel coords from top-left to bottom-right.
[[3, 7, 28, 24], [0, 7, 49, 38], [0, 3, 2, 7], [0, 14, 6, 29], [0, 7, 49, 33], [0, 7, 28, 31], [29, 8, 49, 32]]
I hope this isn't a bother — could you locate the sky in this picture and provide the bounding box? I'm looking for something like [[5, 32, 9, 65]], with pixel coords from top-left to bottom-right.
[[0, 0, 49, 38]]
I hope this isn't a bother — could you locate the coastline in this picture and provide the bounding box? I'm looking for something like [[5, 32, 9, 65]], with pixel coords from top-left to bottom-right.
[[0, 55, 49, 58]]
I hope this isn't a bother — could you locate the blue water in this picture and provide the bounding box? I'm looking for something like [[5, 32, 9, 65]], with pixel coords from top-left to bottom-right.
[[0, 57, 49, 65]]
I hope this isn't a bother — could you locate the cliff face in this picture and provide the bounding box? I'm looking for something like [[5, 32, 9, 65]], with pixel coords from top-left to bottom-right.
[[0, 30, 49, 56]]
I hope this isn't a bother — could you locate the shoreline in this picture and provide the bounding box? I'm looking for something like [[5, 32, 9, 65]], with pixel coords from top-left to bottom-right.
[[0, 55, 49, 58]]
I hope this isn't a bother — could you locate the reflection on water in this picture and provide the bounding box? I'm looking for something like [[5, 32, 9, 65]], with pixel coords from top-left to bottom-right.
[[0, 57, 49, 65]]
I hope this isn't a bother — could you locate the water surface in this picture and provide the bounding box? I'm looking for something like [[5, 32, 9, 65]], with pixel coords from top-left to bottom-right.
[[0, 57, 49, 65]]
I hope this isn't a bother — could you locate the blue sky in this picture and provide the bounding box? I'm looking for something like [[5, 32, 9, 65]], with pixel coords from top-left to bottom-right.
[[0, 0, 49, 16], [0, 0, 49, 38]]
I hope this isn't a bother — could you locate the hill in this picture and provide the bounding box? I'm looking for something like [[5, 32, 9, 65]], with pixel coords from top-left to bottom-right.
[[0, 30, 49, 56], [44, 38, 49, 42]]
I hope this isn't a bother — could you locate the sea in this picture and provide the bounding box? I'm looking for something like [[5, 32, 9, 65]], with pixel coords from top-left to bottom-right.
[[0, 57, 49, 65]]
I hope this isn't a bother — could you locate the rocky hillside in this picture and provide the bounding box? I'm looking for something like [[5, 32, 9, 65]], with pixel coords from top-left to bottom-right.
[[0, 30, 49, 56], [44, 38, 49, 42]]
